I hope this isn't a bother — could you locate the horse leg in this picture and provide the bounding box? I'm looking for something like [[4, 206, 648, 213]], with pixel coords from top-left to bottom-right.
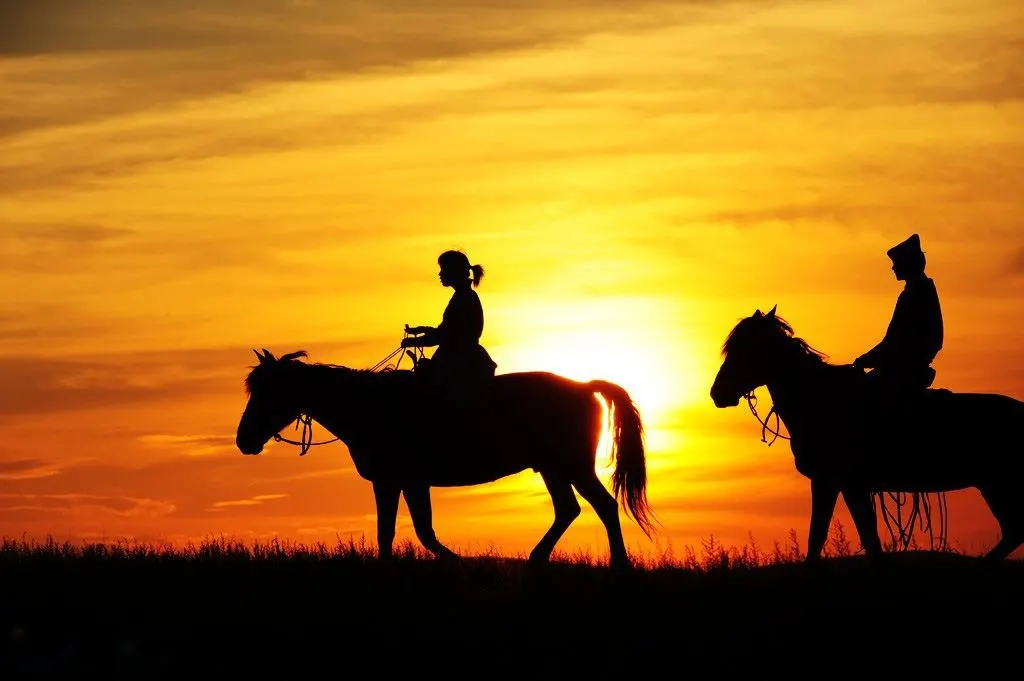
[[528, 471, 582, 566], [373, 481, 401, 561], [806, 477, 839, 563], [979, 484, 1024, 561], [842, 488, 883, 557], [402, 484, 460, 561], [572, 472, 631, 570]]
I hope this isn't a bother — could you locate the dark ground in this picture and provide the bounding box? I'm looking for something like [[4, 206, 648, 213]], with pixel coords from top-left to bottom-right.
[[1, 538, 1021, 679]]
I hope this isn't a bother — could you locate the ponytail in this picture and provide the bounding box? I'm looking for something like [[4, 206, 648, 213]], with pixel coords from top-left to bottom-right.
[[470, 264, 485, 287], [438, 249, 483, 287]]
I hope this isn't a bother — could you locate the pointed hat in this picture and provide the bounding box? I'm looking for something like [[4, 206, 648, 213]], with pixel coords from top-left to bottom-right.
[[886, 233, 923, 263]]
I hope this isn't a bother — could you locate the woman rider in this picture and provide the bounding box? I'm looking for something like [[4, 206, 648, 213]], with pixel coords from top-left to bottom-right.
[[401, 250, 498, 401]]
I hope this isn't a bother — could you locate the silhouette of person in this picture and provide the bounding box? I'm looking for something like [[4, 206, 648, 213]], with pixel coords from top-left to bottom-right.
[[853, 233, 944, 399], [402, 250, 498, 409]]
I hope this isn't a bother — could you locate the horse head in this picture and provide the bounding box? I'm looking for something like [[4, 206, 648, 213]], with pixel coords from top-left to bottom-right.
[[236, 348, 309, 455], [710, 305, 790, 407]]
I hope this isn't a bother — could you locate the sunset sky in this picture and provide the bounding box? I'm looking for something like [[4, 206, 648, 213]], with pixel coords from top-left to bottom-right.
[[2, 0, 1023, 560]]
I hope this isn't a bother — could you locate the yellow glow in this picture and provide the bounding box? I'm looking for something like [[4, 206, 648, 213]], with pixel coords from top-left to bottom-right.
[[2, 0, 1023, 559]]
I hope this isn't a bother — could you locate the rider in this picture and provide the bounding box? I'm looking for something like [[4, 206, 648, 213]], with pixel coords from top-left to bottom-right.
[[401, 249, 498, 404], [853, 233, 944, 400]]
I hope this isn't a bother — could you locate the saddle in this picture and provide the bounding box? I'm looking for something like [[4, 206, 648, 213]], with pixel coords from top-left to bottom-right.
[[409, 356, 495, 425], [852, 366, 944, 439]]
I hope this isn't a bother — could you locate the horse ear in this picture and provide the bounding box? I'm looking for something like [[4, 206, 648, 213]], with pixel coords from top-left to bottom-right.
[[253, 348, 265, 364], [261, 348, 275, 362], [754, 309, 763, 317], [767, 304, 777, 318]]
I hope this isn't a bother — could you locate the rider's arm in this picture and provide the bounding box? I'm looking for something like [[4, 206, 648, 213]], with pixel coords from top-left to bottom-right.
[[403, 320, 445, 347], [856, 291, 910, 368], [404, 332, 440, 348], [856, 339, 887, 367]]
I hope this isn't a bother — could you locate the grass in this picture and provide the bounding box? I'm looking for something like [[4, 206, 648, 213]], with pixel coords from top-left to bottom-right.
[[2, 524, 1022, 678]]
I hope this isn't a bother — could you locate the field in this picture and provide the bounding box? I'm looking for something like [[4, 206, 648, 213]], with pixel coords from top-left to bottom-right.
[[2, 529, 1021, 679]]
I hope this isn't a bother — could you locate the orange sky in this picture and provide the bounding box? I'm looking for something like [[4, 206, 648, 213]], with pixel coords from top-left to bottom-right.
[[2, 0, 1023, 559]]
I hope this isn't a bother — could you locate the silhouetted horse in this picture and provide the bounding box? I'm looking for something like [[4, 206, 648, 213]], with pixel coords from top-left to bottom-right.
[[710, 306, 1024, 562], [235, 349, 655, 568]]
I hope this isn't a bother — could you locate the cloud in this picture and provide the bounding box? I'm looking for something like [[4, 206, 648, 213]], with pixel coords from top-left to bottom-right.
[[0, 458, 63, 481], [276, 467, 357, 483], [210, 493, 289, 509], [3, 224, 132, 245], [0, 224, 134, 273], [0, 448, 369, 526], [654, 487, 808, 519], [2, 1, 670, 55], [0, 0, 676, 141], [0, 340, 373, 418], [0, 355, 228, 417], [0, 492, 177, 518], [1007, 247, 1024, 277], [138, 434, 238, 457]]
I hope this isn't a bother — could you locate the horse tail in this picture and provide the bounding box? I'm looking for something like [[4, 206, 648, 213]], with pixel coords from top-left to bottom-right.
[[588, 380, 657, 539]]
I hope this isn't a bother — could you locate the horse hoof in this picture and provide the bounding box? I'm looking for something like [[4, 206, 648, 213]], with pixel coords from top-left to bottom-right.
[[527, 553, 549, 567]]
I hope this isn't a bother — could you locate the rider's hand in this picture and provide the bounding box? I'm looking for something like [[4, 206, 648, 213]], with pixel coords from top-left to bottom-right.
[[401, 337, 413, 348]]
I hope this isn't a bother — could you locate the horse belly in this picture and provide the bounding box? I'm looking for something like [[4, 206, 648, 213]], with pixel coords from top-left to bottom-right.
[[426, 460, 532, 487], [372, 375, 598, 486], [422, 396, 594, 486], [858, 410, 1016, 492]]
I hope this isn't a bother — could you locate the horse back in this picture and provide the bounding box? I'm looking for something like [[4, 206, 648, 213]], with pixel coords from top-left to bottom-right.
[[923, 387, 1024, 411], [887, 387, 1024, 451]]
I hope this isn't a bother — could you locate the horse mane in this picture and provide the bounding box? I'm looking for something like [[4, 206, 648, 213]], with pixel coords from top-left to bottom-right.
[[722, 313, 830, 363], [244, 349, 404, 395]]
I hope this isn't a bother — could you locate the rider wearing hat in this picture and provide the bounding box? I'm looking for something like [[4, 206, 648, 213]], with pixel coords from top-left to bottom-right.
[[853, 233, 944, 396]]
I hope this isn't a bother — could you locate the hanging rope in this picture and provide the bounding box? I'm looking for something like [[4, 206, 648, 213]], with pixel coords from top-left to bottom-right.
[[743, 388, 950, 553], [876, 489, 949, 552], [272, 412, 336, 457], [744, 391, 790, 446]]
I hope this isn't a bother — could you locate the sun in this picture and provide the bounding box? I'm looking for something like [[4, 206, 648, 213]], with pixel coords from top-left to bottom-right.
[[496, 326, 684, 425]]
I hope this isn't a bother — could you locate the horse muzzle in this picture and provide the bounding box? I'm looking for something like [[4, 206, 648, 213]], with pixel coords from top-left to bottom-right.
[[236, 437, 265, 456], [710, 386, 741, 408]]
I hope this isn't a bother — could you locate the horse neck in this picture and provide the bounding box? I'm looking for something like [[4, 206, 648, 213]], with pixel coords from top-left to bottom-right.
[[763, 343, 825, 433], [293, 363, 358, 440]]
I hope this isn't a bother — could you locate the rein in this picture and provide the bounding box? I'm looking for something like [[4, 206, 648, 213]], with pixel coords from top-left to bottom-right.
[[271, 336, 424, 457], [744, 390, 789, 446], [272, 413, 336, 457]]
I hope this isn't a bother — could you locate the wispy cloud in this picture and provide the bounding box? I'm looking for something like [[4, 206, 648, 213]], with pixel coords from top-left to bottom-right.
[[0, 0, 677, 141], [138, 434, 238, 457], [211, 493, 289, 509], [0, 492, 177, 518], [0, 355, 230, 417], [0, 458, 63, 481], [1007, 247, 1024, 277]]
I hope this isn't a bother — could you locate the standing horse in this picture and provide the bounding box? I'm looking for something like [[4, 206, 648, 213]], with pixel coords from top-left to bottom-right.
[[235, 349, 655, 569], [709, 306, 1024, 562]]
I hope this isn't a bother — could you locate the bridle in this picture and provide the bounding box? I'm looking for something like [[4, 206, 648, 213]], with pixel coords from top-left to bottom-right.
[[271, 331, 424, 456]]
